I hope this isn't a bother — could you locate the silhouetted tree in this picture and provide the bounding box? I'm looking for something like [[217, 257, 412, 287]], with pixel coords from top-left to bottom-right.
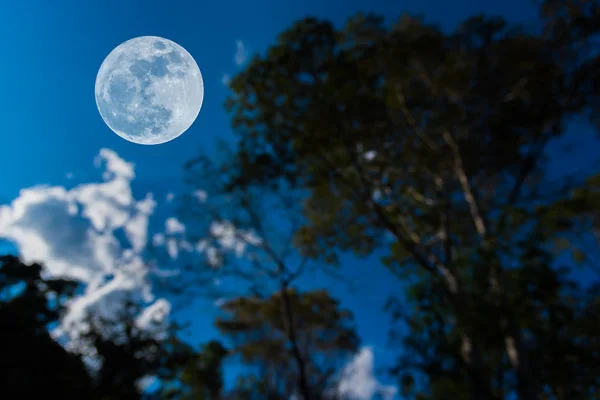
[[84, 300, 193, 400], [0, 255, 93, 398], [0, 255, 196, 400]]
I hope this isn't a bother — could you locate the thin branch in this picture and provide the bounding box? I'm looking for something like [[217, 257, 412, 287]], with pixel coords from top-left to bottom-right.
[[285, 256, 309, 286], [405, 186, 436, 206], [314, 146, 462, 295], [395, 83, 439, 152]]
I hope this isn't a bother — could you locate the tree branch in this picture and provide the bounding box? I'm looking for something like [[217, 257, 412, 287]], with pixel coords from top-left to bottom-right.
[[442, 130, 487, 239]]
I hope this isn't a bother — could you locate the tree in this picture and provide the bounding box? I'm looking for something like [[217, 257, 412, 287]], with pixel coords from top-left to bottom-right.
[[215, 289, 359, 399], [0, 255, 197, 400], [177, 340, 228, 400], [540, 0, 600, 131], [0, 255, 94, 398], [222, 8, 600, 399], [179, 152, 355, 400], [387, 226, 600, 399], [83, 300, 193, 400]]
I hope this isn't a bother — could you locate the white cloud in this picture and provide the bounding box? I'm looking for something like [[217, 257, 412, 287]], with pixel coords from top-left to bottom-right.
[[210, 220, 262, 257], [166, 192, 175, 203], [152, 233, 165, 246], [96, 148, 135, 180], [151, 217, 263, 271], [151, 218, 192, 261], [193, 189, 208, 203], [136, 375, 158, 393], [165, 217, 185, 235], [214, 298, 226, 307], [166, 239, 179, 259], [234, 40, 248, 66], [206, 246, 221, 268], [136, 298, 171, 337], [221, 74, 231, 86], [336, 347, 397, 400], [0, 148, 169, 347]]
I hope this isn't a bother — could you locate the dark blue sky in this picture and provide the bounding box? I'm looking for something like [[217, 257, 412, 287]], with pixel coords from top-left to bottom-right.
[[4, 0, 597, 394]]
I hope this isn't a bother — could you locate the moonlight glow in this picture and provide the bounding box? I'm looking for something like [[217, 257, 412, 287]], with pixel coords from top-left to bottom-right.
[[95, 36, 204, 145]]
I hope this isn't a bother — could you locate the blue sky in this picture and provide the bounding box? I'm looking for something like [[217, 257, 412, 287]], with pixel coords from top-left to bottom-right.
[[2, 0, 598, 397], [0, 0, 540, 202]]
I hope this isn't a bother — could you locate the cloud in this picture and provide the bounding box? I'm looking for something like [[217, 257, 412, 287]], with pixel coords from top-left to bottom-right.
[[234, 40, 248, 66], [210, 220, 262, 257], [0, 148, 168, 346], [136, 375, 159, 394], [96, 148, 135, 180], [166, 193, 175, 203], [136, 298, 171, 338], [165, 217, 185, 235], [336, 347, 397, 400], [213, 297, 226, 307], [221, 74, 231, 86], [152, 233, 165, 246], [193, 189, 208, 203]]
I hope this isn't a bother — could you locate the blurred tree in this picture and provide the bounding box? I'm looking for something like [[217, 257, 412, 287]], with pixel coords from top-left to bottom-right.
[[0, 255, 196, 400], [83, 300, 192, 400], [221, 6, 600, 400], [215, 289, 359, 399], [178, 151, 359, 400], [176, 340, 228, 400], [0, 255, 93, 398], [540, 0, 600, 130], [387, 226, 600, 399]]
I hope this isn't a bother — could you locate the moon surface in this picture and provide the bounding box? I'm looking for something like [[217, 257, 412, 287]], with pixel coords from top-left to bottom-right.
[[95, 36, 203, 145]]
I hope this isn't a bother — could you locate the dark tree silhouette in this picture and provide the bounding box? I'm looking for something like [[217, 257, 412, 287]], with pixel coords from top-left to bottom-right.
[[0, 255, 194, 400], [176, 340, 229, 399], [0, 255, 93, 398]]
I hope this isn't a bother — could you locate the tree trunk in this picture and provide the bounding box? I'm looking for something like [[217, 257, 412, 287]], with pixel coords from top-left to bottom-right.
[[280, 284, 311, 400], [492, 260, 539, 400]]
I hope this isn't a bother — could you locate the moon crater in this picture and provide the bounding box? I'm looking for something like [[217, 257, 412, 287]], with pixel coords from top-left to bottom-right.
[[95, 36, 203, 145]]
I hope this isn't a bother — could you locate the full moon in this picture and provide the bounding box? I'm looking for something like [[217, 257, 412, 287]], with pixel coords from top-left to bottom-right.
[[95, 36, 204, 145]]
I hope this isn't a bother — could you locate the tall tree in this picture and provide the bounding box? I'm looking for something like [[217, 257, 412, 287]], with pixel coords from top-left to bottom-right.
[[222, 8, 600, 399]]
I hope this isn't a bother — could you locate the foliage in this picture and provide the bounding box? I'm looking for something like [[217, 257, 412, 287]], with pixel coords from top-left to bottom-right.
[[83, 301, 188, 399], [0, 255, 193, 400], [222, 4, 600, 399], [181, 151, 346, 399], [0, 255, 93, 398], [177, 340, 229, 400], [216, 289, 359, 398]]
